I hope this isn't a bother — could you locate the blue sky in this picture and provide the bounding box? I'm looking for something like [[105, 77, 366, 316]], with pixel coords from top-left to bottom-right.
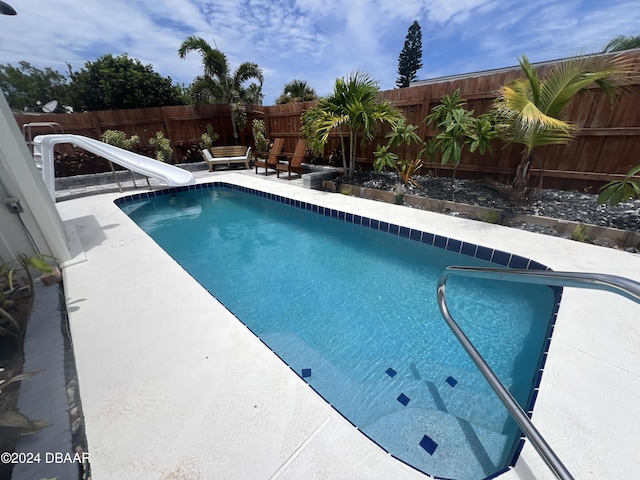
[[1, 0, 638, 105]]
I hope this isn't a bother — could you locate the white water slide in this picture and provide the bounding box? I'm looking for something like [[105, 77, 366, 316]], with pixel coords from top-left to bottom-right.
[[33, 134, 196, 200]]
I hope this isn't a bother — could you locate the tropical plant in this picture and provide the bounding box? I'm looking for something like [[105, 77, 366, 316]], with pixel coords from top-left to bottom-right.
[[252, 119, 270, 153], [244, 83, 264, 105], [493, 53, 636, 197], [397, 157, 424, 186], [178, 36, 264, 141], [199, 124, 219, 151], [149, 131, 173, 162], [301, 71, 402, 179], [373, 119, 423, 186], [100, 130, 140, 150], [603, 34, 640, 53], [276, 79, 317, 104], [396, 20, 423, 88], [0, 254, 53, 338], [372, 145, 398, 173], [422, 89, 497, 182], [598, 164, 640, 206], [0, 367, 48, 439], [385, 118, 422, 150]]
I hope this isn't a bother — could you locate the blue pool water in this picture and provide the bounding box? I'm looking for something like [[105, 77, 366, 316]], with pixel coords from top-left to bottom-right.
[[117, 183, 558, 480]]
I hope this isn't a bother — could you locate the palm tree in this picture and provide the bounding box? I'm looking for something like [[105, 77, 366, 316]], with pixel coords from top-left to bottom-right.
[[244, 83, 264, 105], [302, 71, 402, 178], [178, 36, 263, 141], [603, 34, 640, 53], [494, 53, 636, 196], [276, 79, 317, 104]]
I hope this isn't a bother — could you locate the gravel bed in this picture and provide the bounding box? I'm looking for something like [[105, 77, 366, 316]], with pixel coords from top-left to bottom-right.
[[344, 172, 640, 251]]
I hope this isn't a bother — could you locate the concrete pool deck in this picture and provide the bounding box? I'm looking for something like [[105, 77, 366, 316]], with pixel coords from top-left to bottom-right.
[[56, 170, 640, 480]]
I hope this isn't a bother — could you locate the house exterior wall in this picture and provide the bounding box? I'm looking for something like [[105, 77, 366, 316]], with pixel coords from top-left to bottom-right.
[[0, 93, 70, 263]]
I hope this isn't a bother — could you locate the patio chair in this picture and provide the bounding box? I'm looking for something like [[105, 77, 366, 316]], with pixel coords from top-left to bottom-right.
[[254, 137, 285, 175], [276, 138, 308, 180]]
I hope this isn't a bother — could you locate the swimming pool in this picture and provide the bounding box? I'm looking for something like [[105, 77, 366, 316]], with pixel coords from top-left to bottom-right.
[[116, 182, 559, 480]]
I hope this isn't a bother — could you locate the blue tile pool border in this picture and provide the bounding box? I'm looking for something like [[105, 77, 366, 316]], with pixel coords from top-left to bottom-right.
[[115, 181, 563, 478]]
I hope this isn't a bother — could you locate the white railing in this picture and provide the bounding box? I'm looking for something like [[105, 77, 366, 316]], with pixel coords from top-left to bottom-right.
[[437, 266, 640, 480]]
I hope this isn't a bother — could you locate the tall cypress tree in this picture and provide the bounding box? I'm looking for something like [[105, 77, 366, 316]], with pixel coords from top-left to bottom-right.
[[396, 20, 423, 88]]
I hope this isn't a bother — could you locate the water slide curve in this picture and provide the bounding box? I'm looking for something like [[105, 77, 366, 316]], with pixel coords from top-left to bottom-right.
[[33, 134, 196, 199]]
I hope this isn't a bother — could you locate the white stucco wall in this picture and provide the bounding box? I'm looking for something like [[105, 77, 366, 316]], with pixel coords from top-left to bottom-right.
[[0, 93, 70, 263]]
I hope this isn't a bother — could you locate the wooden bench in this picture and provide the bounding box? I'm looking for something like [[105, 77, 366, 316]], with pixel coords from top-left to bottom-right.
[[201, 146, 251, 171]]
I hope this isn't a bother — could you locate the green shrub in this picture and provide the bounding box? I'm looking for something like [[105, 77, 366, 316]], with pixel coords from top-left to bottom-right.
[[199, 124, 219, 151], [479, 210, 501, 224], [392, 182, 404, 204], [100, 129, 140, 150], [570, 224, 590, 242], [252, 119, 270, 153], [149, 131, 173, 162]]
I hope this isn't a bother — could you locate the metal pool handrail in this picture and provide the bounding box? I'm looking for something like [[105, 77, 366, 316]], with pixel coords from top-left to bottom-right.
[[436, 267, 640, 480]]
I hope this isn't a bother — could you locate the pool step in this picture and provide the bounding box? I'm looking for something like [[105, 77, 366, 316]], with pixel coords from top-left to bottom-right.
[[367, 359, 517, 435], [402, 361, 518, 434], [260, 332, 521, 480], [261, 332, 518, 436], [261, 332, 414, 425], [363, 407, 512, 480]]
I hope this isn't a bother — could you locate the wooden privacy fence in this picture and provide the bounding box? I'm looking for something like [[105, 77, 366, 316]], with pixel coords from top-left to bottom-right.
[[15, 104, 267, 164], [13, 50, 640, 191], [265, 50, 640, 191]]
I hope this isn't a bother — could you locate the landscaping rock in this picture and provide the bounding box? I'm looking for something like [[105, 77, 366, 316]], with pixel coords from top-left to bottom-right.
[[343, 172, 640, 248]]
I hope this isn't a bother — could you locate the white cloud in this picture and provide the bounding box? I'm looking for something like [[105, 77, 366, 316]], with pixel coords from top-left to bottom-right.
[[1, 0, 638, 104], [378, 0, 425, 21], [424, 0, 494, 24]]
